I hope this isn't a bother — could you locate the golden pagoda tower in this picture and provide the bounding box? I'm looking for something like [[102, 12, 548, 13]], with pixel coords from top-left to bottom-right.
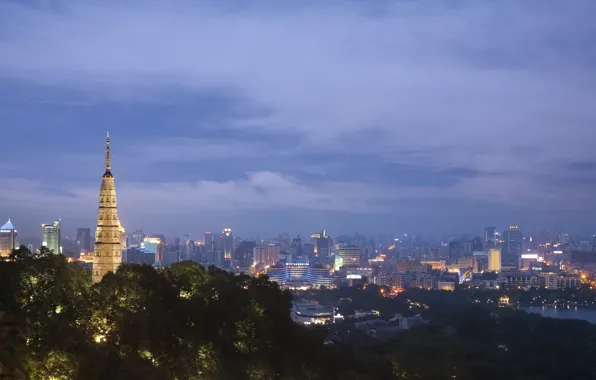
[[92, 132, 123, 283]]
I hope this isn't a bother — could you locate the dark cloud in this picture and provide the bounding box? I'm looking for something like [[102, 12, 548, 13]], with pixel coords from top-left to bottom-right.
[[568, 161, 596, 172], [1, 0, 596, 236]]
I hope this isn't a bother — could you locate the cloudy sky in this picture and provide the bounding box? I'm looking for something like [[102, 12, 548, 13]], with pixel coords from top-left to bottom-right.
[[1, 0, 596, 239]]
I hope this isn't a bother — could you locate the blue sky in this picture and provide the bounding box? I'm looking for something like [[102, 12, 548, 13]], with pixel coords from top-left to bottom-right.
[[1, 0, 596, 239]]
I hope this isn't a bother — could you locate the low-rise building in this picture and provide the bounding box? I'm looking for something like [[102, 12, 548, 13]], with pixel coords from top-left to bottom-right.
[[291, 300, 333, 325], [437, 281, 455, 291]]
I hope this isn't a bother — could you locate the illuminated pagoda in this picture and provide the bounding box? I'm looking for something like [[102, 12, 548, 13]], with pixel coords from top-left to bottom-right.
[[92, 132, 123, 283]]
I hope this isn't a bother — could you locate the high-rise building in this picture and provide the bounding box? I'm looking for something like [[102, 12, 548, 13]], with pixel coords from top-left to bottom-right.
[[204, 232, 214, 252], [316, 229, 330, 258], [502, 226, 523, 265], [484, 227, 496, 248], [223, 228, 233, 260], [76, 228, 92, 253], [290, 235, 303, 257], [310, 232, 321, 255], [448, 241, 463, 263], [253, 243, 281, 267], [184, 234, 192, 261], [488, 249, 501, 271], [472, 237, 483, 251], [41, 219, 61, 254], [0, 218, 18, 257], [338, 245, 361, 268], [93, 133, 124, 283], [143, 237, 164, 265], [132, 229, 145, 246], [277, 233, 291, 252]]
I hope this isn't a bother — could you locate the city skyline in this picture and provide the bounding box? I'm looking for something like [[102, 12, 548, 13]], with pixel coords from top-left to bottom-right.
[[2, 1, 596, 237]]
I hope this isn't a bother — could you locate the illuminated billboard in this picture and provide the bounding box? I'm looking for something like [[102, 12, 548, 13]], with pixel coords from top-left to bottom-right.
[[521, 253, 538, 259], [346, 274, 362, 280]]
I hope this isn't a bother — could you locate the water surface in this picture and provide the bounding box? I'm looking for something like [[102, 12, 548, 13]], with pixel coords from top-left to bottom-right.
[[520, 306, 596, 324]]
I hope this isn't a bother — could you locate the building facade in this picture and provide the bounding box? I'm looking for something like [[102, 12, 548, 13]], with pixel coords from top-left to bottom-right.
[[76, 228, 92, 253], [143, 237, 164, 265], [488, 249, 502, 272], [41, 219, 61, 254], [253, 243, 281, 267], [502, 226, 523, 265], [338, 245, 361, 268]]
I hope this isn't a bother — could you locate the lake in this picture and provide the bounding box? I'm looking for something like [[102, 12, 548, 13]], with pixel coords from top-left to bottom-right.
[[520, 306, 596, 324]]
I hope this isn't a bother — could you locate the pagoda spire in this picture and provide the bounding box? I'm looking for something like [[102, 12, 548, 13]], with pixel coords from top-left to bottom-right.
[[105, 131, 111, 173]]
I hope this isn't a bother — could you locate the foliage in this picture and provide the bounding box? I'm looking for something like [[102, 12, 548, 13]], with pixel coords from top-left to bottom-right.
[[0, 248, 332, 380]]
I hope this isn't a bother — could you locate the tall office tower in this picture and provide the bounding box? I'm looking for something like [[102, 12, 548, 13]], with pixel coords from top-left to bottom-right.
[[502, 225, 523, 266], [76, 228, 92, 253], [484, 227, 496, 248], [204, 232, 214, 252], [223, 228, 233, 259], [41, 219, 61, 254], [316, 229, 330, 258], [448, 241, 462, 263], [0, 218, 18, 257], [277, 233, 291, 252], [184, 234, 192, 261], [472, 237, 483, 251], [132, 229, 145, 246], [310, 232, 321, 255], [290, 235, 303, 257], [253, 243, 281, 267], [93, 133, 123, 283], [488, 249, 501, 271], [338, 245, 361, 268], [143, 237, 164, 265], [560, 233, 571, 244], [302, 243, 315, 258]]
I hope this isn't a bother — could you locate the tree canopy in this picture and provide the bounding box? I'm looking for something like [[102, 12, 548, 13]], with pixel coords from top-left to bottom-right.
[[0, 247, 332, 380]]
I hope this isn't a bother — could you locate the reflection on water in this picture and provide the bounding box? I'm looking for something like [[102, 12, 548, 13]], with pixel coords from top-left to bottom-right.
[[520, 306, 596, 324]]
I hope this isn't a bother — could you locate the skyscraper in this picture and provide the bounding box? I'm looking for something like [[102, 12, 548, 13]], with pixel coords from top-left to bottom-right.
[[0, 218, 18, 257], [338, 245, 361, 268], [143, 237, 164, 265], [484, 227, 496, 248], [76, 228, 92, 253], [41, 219, 61, 254], [290, 235, 303, 258], [277, 233, 291, 252], [502, 225, 523, 266], [223, 228, 233, 260], [93, 133, 123, 283], [316, 229, 330, 258], [132, 229, 145, 246], [184, 234, 192, 261], [253, 243, 281, 267], [448, 241, 462, 263], [204, 232, 214, 252]]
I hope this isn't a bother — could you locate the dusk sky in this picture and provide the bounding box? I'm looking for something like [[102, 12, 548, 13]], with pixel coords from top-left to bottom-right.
[[1, 0, 596, 239]]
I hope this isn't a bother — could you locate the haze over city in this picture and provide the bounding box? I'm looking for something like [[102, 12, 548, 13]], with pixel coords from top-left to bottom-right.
[[1, 0, 596, 238]]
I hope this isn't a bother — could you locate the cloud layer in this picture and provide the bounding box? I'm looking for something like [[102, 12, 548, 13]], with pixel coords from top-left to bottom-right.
[[1, 0, 596, 237]]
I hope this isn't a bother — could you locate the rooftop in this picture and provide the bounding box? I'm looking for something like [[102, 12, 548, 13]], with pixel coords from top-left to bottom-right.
[[0, 218, 15, 231]]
